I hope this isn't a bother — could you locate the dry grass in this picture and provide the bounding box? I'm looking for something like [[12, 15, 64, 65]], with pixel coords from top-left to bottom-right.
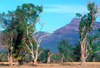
[[0, 62, 100, 68]]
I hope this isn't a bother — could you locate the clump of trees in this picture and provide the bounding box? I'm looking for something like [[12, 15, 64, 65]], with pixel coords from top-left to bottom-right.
[[0, 1, 100, 67], [0, 3, 45, 66], [0, 3, 53, 66]]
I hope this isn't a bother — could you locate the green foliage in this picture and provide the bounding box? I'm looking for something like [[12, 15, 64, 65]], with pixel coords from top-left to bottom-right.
[[12, 3, 43, 59], [86, 41, 100, 62], [76, 2, 99, 41], [87, 53, 100, 62], [38, 49, 48, 62], [23, 54, 32, 62], [0, 3, 43, 63], [76, 2, 100, 63], [71, 42, 81, 62], [0, 54, 8, 62], [0, 50, 8, 62], [57, 39, 72, 53], [57, 39, 72, 61], [76, 13, 82, 17], [51, 53, 61, 62], [0, 11, 17, 47]]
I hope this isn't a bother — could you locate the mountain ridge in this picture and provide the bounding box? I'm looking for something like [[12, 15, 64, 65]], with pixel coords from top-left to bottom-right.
[[38, 18, 100, 52]]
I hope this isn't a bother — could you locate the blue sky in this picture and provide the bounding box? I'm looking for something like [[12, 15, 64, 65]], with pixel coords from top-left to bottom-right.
[[0, 0, 100, 33]]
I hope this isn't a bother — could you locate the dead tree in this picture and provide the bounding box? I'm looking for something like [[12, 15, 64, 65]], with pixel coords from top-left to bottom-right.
[[47, 49, 54, 63]]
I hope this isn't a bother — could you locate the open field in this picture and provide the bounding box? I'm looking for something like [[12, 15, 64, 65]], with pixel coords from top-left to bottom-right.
[[0, 62, 100, 68]]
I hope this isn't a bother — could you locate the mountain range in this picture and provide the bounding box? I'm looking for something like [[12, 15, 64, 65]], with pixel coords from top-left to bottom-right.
[[0, 18, 100, 52], [37, 18, 100, 52]]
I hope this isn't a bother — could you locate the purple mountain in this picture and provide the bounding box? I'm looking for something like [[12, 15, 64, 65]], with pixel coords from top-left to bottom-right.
[[38, 18, 100, 52]]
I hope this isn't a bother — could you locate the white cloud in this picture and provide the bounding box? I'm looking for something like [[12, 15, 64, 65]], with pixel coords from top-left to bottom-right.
[[43, 5, 89, 13]]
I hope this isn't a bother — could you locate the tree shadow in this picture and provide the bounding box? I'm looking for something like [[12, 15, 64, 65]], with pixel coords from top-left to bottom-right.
[[0, 63, 9, 66]]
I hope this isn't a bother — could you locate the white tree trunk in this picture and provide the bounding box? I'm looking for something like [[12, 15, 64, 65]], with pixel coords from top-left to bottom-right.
[[33, 58, 37, 65], [47, 53, 54, 63], [81, 58, 86, 65], [81, 43, 89, 65], [81, 44, 86, 65], [93, 57, 95, 62], [61, 54, 64, 63], [32, 45, 39, 65], [9, 46, 13, 66], [47, 56, 50, 63]]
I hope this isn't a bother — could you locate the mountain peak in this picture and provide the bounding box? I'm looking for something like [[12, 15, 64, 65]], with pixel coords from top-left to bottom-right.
[[53, 18, 80, 35], [69, 18, 81, 25], [40, 18, 100, 52]]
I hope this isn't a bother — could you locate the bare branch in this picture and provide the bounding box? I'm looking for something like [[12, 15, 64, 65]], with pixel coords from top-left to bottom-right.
[[95, 4, 100, 18], [36, 12, 43, 23], [29, 38, 33, 47], [32, 36, 37, 43], [38, 33, 51, 45], [36, 22, 47, 39], [38, 48, 45, 57], [25, 43, 32, 53], [26, 25, 29, 35], [85, 53, 89, 60], [49, 52, 54, 57]]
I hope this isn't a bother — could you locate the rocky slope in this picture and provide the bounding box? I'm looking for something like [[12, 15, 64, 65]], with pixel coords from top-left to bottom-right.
[[38, 18, 100, 52]]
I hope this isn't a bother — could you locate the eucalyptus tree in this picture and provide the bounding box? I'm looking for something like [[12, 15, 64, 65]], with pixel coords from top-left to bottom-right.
[[13, 4, 43, 65], [76, 2, 100, 65], [0, 3, 43, 66], [25, 16, 52, 65], [57, 39, 72, 62], [86, 29, 100, 62], [0, 11, 18, 66], [16, 4, 52, 65], [14, 3, 51, 65]]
